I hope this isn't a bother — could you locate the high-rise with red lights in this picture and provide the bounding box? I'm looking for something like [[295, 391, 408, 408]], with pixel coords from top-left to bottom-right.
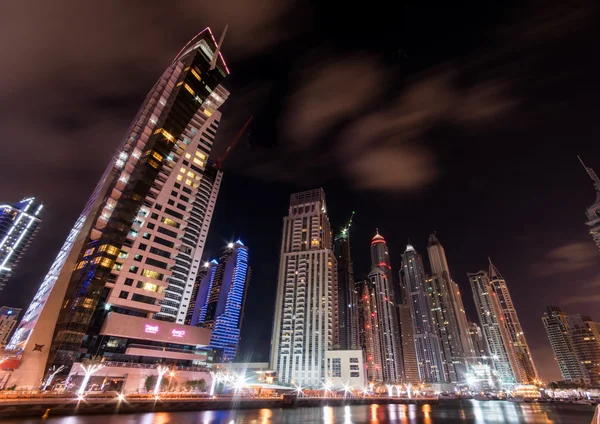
[[366, 231, 402, 383]]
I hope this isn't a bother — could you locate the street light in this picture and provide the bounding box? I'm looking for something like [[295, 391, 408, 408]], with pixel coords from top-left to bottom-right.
[[42, 365, 65, 391], [405, 383, 412, 399], [154, 366, 169, 395], [78, 363, 104, 396]]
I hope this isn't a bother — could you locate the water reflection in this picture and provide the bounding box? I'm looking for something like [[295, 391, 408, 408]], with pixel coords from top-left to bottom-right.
[[3, 401, 595, 424]]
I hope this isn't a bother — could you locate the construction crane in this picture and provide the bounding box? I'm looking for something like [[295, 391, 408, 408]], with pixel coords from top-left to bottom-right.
[[213, 116, 253, 171], [339, 210, 355, 239]]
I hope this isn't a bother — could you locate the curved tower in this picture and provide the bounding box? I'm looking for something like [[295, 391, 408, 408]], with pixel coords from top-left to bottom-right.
[[8, 28, 230, 389]]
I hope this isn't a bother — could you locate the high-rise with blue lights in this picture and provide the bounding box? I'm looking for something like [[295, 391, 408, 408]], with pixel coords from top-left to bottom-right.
[[0, 198, 43, 290], [191, 241, 251, 361], [7, 27, 231, 389]]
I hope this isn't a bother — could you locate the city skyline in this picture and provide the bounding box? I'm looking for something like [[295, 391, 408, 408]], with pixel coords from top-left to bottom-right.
[[1, 1, 600, 385]]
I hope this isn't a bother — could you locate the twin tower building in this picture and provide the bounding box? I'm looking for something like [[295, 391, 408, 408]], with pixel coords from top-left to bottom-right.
[[270, 188, 539, 389]]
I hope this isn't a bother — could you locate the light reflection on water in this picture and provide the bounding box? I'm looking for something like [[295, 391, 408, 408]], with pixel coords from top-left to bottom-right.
[[2, 401, 594, 424]]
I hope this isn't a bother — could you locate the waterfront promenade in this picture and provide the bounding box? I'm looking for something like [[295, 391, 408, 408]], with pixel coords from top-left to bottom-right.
[[0, 393, 438, 419]]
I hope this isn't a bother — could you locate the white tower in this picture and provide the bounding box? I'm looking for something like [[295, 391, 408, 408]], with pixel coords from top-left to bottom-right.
[[270, 189, 337, 388]]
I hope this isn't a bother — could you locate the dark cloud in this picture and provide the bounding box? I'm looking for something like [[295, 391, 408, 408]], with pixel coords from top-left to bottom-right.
[[533, 242, 599, 276]]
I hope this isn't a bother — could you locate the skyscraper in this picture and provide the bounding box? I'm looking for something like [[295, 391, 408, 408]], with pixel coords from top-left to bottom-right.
[[578, 157, 600, 251], [401, 244, 444, 383], [469, 270, 516, 387], [270, 189, 337, 387], [542, 305, 588, 382], [468, 321, 488, 358], [358, 279, 384, 383], [0, 198, 42, 290], [367, 231, 403, 383], [333, 212, 359, 350], [0, 307, 21, 347], [488, 259, 538, 384], [426, 233, 474, 380], [397, 303, 420, 383], [7, 28, 230, 389], [190, 241, 251, 361], [566, 314, 600, 384]]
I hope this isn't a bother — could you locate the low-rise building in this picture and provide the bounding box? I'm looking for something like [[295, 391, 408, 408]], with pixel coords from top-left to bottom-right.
[[325, 350, 365, 390]]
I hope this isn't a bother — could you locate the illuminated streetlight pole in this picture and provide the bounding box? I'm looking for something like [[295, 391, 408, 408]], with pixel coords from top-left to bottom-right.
[[78, 363, 104, 396], [386, 384, 393, 397], [154, 366, 169, 395], [405, 383, 412, 399], [42, 365, 65, 391]]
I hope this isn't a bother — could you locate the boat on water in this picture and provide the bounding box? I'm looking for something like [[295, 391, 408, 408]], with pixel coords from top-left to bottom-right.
[[438, 393, 458, 400], [508, 396, 537, 403], [572, 398, 596, 405]]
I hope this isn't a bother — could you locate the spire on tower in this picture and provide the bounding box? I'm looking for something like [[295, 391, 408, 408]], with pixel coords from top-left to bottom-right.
[[578, 156, 600, 202], [210, 25, 228, 71], [488, 257, 503, 280]]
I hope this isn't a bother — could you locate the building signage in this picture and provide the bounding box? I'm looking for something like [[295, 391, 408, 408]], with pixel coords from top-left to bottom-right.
[[172, 329, 186, 338], [144, 324, 159, 334]]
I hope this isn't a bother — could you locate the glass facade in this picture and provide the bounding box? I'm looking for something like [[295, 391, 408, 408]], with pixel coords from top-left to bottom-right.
[[191, 241, 251, 362]]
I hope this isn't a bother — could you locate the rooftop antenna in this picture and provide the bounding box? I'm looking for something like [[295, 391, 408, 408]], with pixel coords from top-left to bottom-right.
[[578, 155, 600, 191], [210, 25, 228, 71]]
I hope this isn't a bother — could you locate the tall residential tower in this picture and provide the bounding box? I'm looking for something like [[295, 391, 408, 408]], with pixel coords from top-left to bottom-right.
[[542, 305, 588, 382], [401, 244, 444, 383], [333, 212, 359, 350], [366, 231, 402, 383], [270, 189, 337, 387], [425, 233, 472, 383], [469, 270, 517, 387], [190, 241, 251, 361], [578, 157, 600, 251], [488, 259, 538, 384], [8, 28, 230, 389], [0, 198, 42, 290]]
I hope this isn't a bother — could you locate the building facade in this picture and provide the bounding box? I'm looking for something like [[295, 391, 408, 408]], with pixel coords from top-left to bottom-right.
[[333, 214, 359, 351], [357, 279, 383, 383], [397, 303, 420, 383], [468, 321, 488, 358], [0, 198, 42, 290], [190, 241, 251, 361], [579, 157, 600, 251], [368, 231, 403, 383], [469, 270, 517, 387], [7, 28, 231, 389], [426, 233, 473, 383], [401, 244, 444, 383], [488, 260, 538, 384], [0, 307, 21, 347], [566, 314, 600, 384], [270, 189, 337, 387], [542, 305, 588, 382], [325, 350, 366, 390]]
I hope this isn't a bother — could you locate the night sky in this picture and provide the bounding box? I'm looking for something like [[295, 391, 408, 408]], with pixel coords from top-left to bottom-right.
[[1, 1, 599, 382]]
